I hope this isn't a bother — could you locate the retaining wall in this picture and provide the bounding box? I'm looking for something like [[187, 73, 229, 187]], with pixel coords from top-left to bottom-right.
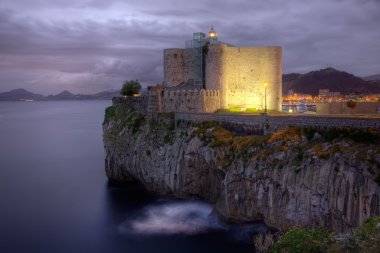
[[175, 112, 380, 129]]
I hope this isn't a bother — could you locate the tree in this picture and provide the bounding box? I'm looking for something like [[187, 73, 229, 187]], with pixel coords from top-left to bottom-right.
[[346, 100, 357, 114], [121, 80, 141, 96]]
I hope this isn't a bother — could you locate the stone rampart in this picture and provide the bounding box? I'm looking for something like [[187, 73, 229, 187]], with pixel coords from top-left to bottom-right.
[[317, 102, 380, 115], [175, 112, 380, 130]]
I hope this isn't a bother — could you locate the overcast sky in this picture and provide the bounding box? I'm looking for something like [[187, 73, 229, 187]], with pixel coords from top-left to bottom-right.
[[0, 0, 379, 94]]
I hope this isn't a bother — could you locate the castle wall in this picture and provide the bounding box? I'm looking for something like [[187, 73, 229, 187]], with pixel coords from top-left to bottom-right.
[[164, 48, 204, 86], [164, 49, 185, 86], [206, 44, 282, 111], [203, 90, 221, 112], [163, 89, 220, 113], [175, 112, 380, 129], [205, 44, 227, 108], [147, 86, 164, 117], [183, 48, 202, 84], [317, 102, 380, 115]]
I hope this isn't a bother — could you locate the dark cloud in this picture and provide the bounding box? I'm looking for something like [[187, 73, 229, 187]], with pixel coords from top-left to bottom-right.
[[0, 0, 379, 94]]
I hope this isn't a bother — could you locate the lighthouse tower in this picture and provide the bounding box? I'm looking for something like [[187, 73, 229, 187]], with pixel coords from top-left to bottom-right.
[[208, 26, 218, 44]]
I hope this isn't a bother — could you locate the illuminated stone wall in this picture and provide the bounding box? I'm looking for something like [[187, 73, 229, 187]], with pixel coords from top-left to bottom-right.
[[317, 102, 380, 114], [206, 44, 282, 111]]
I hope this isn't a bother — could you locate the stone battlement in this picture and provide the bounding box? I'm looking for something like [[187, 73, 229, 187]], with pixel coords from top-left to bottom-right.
[[163, 89, 220, 113]]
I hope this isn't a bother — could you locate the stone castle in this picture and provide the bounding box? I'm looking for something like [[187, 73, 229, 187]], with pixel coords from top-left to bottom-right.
[[147, 27, 282, 114]]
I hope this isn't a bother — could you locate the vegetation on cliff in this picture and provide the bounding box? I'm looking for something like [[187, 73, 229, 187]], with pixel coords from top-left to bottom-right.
[[272, 227, 331, 253], [253, 216, 380, 253], [120, 80, 141, 96], [192, 122, 380, 183], [261, 216, 380, 253], [103, 105, 145, 138], [103, 106, 116, 125]]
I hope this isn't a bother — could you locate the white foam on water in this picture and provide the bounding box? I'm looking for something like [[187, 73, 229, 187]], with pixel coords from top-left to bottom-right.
[[119, 201, 226, 235]]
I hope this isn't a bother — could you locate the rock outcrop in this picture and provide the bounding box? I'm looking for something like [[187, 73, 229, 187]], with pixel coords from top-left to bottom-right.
[[103, 101, 380, 232]]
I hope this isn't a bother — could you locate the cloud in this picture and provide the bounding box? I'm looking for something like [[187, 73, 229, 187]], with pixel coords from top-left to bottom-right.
[[0, 0, 379, 94]]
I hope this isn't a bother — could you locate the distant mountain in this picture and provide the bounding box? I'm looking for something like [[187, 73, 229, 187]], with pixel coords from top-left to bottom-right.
[[46, 90, 77, 100], [89, 90, 120, 99], [282, 68, 380, 95], [0, 88, 45, 101], [363, 74, 380, 81], [0, 89, 120, 101], [282, 73, 301, 94]]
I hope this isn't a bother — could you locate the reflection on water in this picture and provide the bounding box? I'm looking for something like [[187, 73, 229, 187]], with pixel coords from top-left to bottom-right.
[[0, 101, 265, 253]]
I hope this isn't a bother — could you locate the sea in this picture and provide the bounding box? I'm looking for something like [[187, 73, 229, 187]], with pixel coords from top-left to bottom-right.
[[0, 101, 266, 253]]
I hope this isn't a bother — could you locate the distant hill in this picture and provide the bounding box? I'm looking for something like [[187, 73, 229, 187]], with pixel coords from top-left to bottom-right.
[[0, 88, 45, 101], [363, 74, 380, 81], [282, 73, 301, 94], [282, 68, 380, 95], [0, 89, 120, 101], [46, 90, 79, 100]]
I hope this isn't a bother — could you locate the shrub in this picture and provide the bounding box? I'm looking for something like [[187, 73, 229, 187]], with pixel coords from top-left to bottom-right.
[[272, 228, 332, 253], [358, 216, 380, 238], [327, 216, 380, 253], [268, 127, 302, 144], [121, 80, 141, 96], [194, 122, 233, 147]]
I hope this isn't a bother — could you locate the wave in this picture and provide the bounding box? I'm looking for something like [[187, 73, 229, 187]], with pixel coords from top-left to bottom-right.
[[119, 200, 226, 235]]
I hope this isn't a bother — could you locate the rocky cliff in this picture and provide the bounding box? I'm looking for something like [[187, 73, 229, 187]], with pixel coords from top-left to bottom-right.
[[103, 101, 380, 232]]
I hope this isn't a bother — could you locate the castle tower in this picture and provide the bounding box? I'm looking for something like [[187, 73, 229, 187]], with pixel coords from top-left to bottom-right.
[[206, 44, 282, 111], [208, 26, 218, 44]]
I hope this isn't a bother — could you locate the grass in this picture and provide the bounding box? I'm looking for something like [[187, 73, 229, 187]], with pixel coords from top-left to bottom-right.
[[103, 106, 146, 138], [193, 121, 271, 169], [215, 108, 283, 114], [268, 126, 380, 144]]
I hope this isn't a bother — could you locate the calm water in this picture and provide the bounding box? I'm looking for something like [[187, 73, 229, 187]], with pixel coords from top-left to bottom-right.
[[0, 101, 265, 253]]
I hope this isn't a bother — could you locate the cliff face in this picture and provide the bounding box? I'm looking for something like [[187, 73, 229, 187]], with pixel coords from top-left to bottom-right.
[[103, 104, 380, 232]]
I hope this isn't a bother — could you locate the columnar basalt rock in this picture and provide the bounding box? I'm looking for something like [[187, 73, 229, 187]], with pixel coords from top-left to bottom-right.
[[103, 101, 380, 233]]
